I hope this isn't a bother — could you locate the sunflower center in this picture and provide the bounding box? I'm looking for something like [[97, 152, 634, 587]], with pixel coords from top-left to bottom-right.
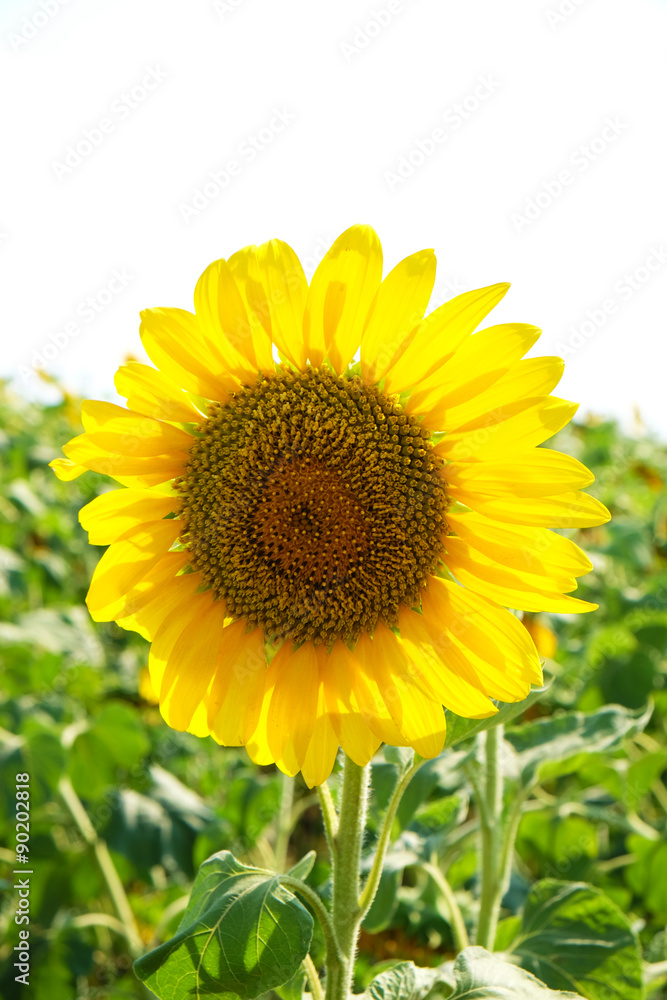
[[176, 365, 449, 645]]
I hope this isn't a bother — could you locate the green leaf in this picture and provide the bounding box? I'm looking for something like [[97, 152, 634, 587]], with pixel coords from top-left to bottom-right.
[[0, 724, 65, 810], [384, 746, 416, 772], [0, 606, 104, 666], [102, 788, 194, 878], [505, 703, 652, 787], [508, 880, 643, 1000], [494, 916, 522, 952], [444, 680, 552, 750], [624, 835, 667, 918], [599, 652, 656, 710], [134, 850, 314, 999], [149, 764, 214, 831], [366, 952, 587, 998], [287, 849, 316, 880], [446, 947, 585, 998], [68, 703, 149, 800], [274, 967, 307, 1000], [366, 961, 441, 1000]]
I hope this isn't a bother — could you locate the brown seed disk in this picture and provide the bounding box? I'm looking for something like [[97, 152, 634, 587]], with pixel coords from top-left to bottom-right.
[[175, 365, 449, 645]]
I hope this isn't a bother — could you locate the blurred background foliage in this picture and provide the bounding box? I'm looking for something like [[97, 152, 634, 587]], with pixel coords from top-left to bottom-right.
[[0, 378, 666, 999]]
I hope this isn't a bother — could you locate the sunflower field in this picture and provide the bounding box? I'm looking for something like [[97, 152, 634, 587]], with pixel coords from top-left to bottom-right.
[[1, 372, 666, 1000]]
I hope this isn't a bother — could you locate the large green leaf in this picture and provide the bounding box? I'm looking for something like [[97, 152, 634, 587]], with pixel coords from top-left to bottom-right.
[[508, 880, 643, 1000], [0, 606, 104, 666], [624, 835, 667, 918], [68, 703, 150, 800], [438, 948, 585, 998], [366, 961, 441, 1000], [444, 680, 552, 750], [0, 723, 65, 810], [134, 851, 313, 999], [366, 950, 584, 999], [504, 704, 652, 787]]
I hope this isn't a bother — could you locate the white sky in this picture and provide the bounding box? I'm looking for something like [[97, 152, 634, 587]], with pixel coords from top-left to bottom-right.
[[1, 0, 666, 437]]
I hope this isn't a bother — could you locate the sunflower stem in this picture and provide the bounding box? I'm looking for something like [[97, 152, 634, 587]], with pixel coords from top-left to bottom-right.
[[420, 861, 470, 952], [274, 771, 295, 871], [58, 776, 143, 958], [497, 785, 530, 907], [317, 781, 339, 863], [358, 756, 422, 917], [326, 755, 370, 1000], [475, 724, 504, 951], [303, 953, 325, 1000]]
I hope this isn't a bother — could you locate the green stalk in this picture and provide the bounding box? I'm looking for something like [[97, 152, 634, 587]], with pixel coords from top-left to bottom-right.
[[58, 776, 143, 958], [303, 953, 325, 1000], [475, 725, 504, 950], [326, 756, 370, 1000], [419, 862, 470, 952], [358, 757, 422, 916], [274, 771, 295, 871], [497, 786, 529, 906], [317, 781, 340, 863]]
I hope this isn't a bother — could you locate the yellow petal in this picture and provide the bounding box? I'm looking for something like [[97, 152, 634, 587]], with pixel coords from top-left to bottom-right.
[[207, 621, 267, 745], [64, 433, 186, 485], [455, 489, 610, 528], [360, 249, 436, 383], [332, 640, 408, 748], [64, 402, 191, 485], [445, 449, 594, 498], [193, 259, 259, 377], [78, 401, 193, 451], [265, 641, 320, 773], [301, 678, 341, 788], [398, 608, 498, 717], [408, 324, 542, 420], [303, 224, 383, 370], [86, 519, 182, 621], [435, 398, 579, 461], [140, 307, 240, 400], [227, 247, 281, 371], [147, 589, 214, 716], [139, 667, 159, 704], [383, 283, 510, 393], [187, 700, 213, 738], [114, 552, 195, 639], [114, 362, 201, 424], [159, 596, 227, 731], [447, 510, 593, 578], [410, 608, 531, 703], [145, 583, 212, 691], [355, 626, 446, 758], [523, 616, 558, 660], [245, 688, 281, 768], [422, 578, 543, 687], [50, 457, 87, 481], [79, 488, 177, 545], [445, 535, 576, 593], [444, 542, 598, 613], [433, 356, 565, 431], [322, 644, 381, 766], [256, 239, 308, 368]]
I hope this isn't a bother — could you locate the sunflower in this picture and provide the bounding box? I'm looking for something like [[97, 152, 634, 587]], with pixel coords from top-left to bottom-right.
[[52, 225, 609, 786]]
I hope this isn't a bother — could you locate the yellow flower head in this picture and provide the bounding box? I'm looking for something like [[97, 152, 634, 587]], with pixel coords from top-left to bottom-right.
[[52, 226, 609, 786]]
